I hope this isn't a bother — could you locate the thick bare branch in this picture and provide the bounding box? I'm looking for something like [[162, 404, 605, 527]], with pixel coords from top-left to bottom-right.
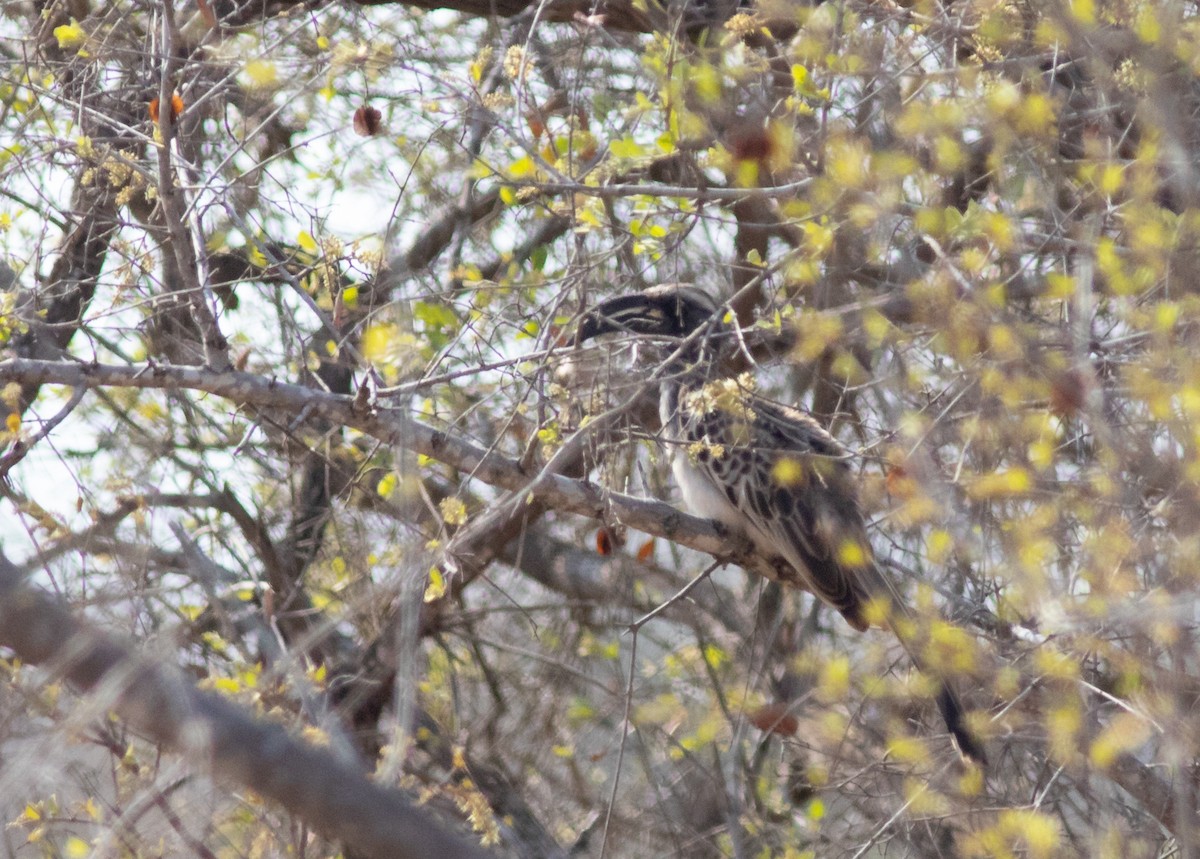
[[10, 181, 121, 410], [0, 555, 492, 859], [0, 358, 745, 565]]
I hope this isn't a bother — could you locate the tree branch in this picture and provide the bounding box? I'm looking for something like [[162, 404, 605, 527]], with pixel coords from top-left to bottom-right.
[[349, 0, 653, 31], [0, 554, 492, 859], [11, 179, 121, 410], [0, 358, 752, 568]]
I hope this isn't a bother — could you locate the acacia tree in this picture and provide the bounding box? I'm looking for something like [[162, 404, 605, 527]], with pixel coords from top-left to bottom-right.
[[1, 0, 1198, 855]]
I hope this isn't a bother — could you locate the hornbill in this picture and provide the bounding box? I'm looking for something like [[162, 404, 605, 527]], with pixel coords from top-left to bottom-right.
[[575, 284, 987, 766]]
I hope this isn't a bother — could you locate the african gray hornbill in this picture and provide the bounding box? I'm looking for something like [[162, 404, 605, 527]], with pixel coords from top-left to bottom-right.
[[576, 284, 987, 765]]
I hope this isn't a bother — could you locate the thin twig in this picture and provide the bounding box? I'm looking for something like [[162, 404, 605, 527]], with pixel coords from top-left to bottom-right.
[[598, 626, 637, 859], [627, 558, 722, 632], [507, 176, 814, 201], [0, 384, 87, 479]]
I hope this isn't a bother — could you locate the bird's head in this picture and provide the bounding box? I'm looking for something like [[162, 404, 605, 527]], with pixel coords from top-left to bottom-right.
[[575, 284, 726, 347]]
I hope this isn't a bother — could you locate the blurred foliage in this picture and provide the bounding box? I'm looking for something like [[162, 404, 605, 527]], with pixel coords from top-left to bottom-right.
[[3, 0, 1200, 855]]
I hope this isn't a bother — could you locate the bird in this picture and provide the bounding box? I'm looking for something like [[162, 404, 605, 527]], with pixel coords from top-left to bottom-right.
[[575, 284, 987, 766]]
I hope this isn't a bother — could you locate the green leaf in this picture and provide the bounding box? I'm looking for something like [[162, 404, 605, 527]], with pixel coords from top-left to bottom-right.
[[413, 300, 459, 331], [609, 135, 646, 159]]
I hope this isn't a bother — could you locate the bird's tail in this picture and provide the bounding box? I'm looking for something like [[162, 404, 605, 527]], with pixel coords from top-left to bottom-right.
[[861, 564, 988, 767], [884, 608, 988, 767], [934, 679, 988, 766]]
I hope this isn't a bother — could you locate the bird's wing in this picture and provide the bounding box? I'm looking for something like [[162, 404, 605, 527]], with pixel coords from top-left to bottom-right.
[[682, 392, 876, 627], [677, 386, 987, 761]]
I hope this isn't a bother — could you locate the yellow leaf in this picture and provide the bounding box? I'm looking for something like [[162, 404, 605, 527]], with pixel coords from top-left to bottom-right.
[[968, 467, 1032, 499], [1043, 273, 1075, 298], [361, 322, 397, 364], [691, 61, 721, 104], [507, 155, 536, 179], [1155, 301, 1179, 331], [826, 137, 868, 188], [985, 79, 1020, 114], [861, 309, 890, 346], [734, 159, 759, 188], [1046, 702, 1082, 762], [424, 566, 447, 602], [439, 497, 468, 526], [836, 539, 868, 568], [801, 220, 833, 258], [211, 676, 240, 695], [1136, 7, 1161, 42], [903, 778, 948, 815], [886, 736, 929, 765], [958, 764, 984, 796], [926, 529, 953, 563], [792, 311, 844, 362], [297, 230, 318, 252], [1090, 711, 1153, 769], [702, 643, 727, 669], [818, 654, 850, 701], [862, 595, 892, 627], [1029, 438, 1055, 470], [243, 60, 278, 87], [1098, 163, 1123, 196], [376, 472, 398, 498], [634, 694, 682, 727], [999, 809, 1061, 859], [925, 621, 977, 674], [1014, 92, 1057, 136], [771, 457, 805, 486], [54, 21, 86, 49], [1035, 648, 1078, 680]]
